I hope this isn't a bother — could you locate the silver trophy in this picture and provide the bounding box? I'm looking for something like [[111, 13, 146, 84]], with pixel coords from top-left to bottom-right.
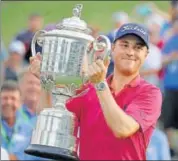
[[25, 4, 111, 160]]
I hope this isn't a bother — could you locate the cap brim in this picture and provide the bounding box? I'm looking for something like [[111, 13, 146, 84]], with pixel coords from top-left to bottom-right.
[[114, 32, 149, 49]]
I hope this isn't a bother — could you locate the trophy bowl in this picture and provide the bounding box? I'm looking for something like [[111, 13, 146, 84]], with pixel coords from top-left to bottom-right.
[[25, 4, 111, 160]]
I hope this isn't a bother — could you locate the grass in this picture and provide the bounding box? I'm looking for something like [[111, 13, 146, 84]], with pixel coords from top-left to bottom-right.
[[2, 1, 169, 47]]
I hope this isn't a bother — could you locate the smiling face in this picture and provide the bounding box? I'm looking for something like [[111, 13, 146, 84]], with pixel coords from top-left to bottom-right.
[[1, 90, 21, 119], [112, 34, 148, 76]]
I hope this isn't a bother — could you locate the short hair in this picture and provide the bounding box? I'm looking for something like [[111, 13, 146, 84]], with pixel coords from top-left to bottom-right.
[[1, 80, 21, 93], [28, 13, 42, 20]]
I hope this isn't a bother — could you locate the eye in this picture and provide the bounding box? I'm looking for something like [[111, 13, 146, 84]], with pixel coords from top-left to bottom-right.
[[136, 45, 142, 50], [120, 44, 128, 48]]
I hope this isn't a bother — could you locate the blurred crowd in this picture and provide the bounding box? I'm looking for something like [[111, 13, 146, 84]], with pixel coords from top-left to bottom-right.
[[1, 1, 178, 160]]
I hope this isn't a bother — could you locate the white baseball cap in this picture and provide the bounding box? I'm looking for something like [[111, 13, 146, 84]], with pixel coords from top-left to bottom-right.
[[9, 40, 26, 56]]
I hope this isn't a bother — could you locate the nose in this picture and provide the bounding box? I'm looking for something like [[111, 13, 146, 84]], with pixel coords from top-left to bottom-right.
[[126, 48, 135, 57], [6, 98, 12, 105]]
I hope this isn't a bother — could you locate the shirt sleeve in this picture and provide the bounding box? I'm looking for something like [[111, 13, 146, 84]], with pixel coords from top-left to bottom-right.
[[66, 84, 90, 121], [125, 86, 162, 132]]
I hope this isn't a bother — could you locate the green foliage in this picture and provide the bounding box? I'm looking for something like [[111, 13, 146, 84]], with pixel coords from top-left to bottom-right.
[[2, 1, 169, 46]]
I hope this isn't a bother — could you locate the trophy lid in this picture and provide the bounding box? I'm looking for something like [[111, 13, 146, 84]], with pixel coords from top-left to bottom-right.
[[56, 4, 91, 34]]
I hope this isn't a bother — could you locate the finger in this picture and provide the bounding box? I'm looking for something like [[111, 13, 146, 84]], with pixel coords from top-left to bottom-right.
[[30, 53, 42, 64], [92, 62, 102, 73], [31, 66, 40, 78], [95, 59, 105, 71], [89, 64, 100, 78], [88, 65, 96, 76], [29, 56, 36, 64], [36, 52, 42, 61], [32, 59, 41, 68], [30, 60, 41, 76]]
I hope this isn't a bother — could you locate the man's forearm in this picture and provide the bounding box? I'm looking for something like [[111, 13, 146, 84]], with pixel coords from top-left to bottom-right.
[[96, 82, 139, 138]]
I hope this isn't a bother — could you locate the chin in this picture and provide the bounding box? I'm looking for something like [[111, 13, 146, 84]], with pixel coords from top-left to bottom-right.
[[28, 97, 38, 103], [119, 68, 137, 76]]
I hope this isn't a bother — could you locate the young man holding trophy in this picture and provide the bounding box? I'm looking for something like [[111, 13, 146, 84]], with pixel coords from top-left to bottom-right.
[[29, 22, 162, 160]]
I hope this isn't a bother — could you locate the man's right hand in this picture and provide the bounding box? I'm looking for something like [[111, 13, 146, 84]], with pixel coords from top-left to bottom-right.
[[29, 53, 66, 88], [29, 52, 42, 78]]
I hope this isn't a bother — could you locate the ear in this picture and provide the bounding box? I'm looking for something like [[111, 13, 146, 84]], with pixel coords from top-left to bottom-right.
[[111, 43, 115, 52], [145, 50, 149, 58]]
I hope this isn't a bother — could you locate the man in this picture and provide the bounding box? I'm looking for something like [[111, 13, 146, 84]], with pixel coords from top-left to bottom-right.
[[17, 70, 42, 126], [0, 40, 7, 86], [107, 11, 129, 43], [4, 40, 26, 81], [14, 13, 43, 64], [140, 38, 162, 87], [161, 16, 178, 157], [160, 0, 178, 40], [144, 13, 164, 49], [29, 23, 162, 160], [1, 81, 33, 160], [146, 128, 171, 160]]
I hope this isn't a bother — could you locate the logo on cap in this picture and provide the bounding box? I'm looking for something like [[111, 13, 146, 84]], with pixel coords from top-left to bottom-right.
[[121, 25, 147, 35]]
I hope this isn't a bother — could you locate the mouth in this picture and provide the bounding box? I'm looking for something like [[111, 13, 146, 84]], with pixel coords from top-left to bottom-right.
[[122, 58, 136, 61], [2, 105, 15, 112]]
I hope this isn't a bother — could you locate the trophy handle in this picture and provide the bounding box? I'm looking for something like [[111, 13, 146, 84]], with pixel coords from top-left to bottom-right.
[[92, 35, 111, 63], [31, 30, 46, 57], [82, 35, 111, 84]]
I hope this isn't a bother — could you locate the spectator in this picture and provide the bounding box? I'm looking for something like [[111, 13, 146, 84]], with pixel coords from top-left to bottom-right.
[[1, 81, 33, 160], [140, 43, 162, 87], [144, 13, 165, 49], [17, 70, 42, 127], [88, 24, 101, 38], [160, 0, 178, 40], [107, 11, 129, 43], [0, 40, 7, 86], [14, 13, 43, 64], [1, 40, 8, 61], [140, 22, 162, 88], [161, 16, 178, 157], [146, 128, 171, 160], [4, 40, 25, 81]]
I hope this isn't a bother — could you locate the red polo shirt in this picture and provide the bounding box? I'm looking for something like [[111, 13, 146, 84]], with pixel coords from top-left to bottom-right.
[[66, 75, 162, 160]]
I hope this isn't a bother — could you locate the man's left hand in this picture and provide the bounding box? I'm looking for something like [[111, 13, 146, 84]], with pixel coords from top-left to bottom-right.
[[88, 57, 110, 84]]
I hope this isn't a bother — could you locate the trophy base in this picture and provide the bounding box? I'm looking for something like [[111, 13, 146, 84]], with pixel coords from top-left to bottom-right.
[[25, 144, 78, 161]]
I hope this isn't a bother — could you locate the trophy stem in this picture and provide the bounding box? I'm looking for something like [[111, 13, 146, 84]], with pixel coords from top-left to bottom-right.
[[25, 87, 79, 160], [51, 87, 71, 110]]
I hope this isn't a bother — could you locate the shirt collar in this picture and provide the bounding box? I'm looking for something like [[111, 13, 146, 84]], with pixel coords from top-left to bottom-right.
[[22, 104, 36, 118], [107, 74, 141, 90], [1, 112, 19, 130], [2, 119, 13, 131]]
